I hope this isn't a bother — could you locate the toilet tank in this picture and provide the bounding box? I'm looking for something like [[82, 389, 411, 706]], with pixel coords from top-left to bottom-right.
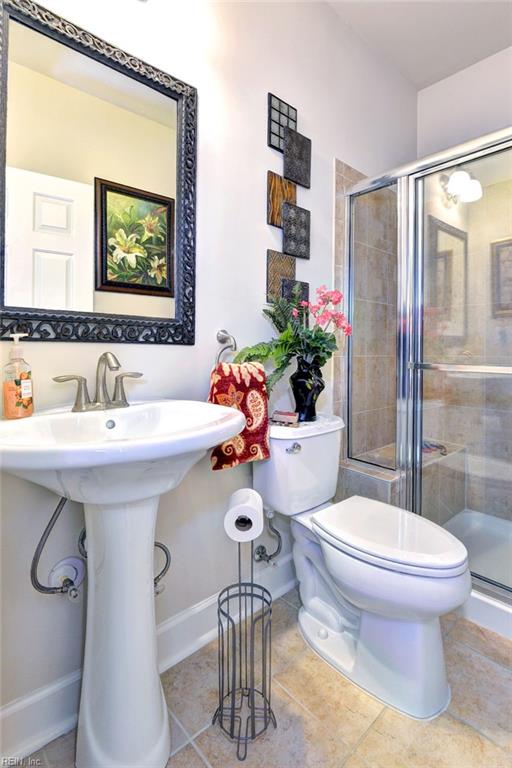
[[253, 414, 344, 516]]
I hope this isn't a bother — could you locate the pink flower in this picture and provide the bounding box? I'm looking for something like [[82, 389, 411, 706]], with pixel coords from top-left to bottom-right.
[[329, 290, 344, 305], [300, 301, 310, 308], [315, 310, 333, 326], [316, 285, 330, 305], [291, 307, 299, 318]]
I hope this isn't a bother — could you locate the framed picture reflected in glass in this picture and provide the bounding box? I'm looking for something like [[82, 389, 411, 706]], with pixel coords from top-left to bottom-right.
[[95, 178, 175, 298], [427, 216, 468, 345], [491, 237, 512, 317]]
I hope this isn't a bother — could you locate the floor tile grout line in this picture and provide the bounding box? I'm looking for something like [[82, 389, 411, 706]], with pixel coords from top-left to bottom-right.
[[447, 636, 512, 673], [445, 708, 511, 753], [277, 594, 300, 610], [167, 705, 195, 756], [338, 707, 388, 767], [189, 735, 214, 768], [188, 720, 216, 743], [272, 676, 340, 727]]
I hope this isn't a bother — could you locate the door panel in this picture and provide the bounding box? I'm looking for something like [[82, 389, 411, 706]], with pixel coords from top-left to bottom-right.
[[5, 167, 93, 311], [414, 147, 512, 592]]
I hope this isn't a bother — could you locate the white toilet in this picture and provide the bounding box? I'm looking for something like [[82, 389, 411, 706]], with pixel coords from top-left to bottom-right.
[[253, 414, 471, 719]]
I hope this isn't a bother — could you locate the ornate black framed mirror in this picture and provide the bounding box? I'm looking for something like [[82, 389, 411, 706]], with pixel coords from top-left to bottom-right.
[[0, 0, 196, 343]]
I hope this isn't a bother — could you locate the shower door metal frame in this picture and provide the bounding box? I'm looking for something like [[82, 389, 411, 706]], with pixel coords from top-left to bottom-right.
[[346, 128, 512, 532], [405, 135, 512, 524]]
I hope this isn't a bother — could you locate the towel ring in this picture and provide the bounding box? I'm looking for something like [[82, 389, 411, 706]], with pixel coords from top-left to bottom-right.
[[216, 329, 237, 365]]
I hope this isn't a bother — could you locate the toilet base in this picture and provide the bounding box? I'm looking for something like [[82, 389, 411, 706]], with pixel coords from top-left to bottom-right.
[[298, 607, 451, 720]]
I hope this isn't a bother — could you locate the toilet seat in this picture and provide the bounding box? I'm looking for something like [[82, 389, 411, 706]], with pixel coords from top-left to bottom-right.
[[311, 496, 468, 578]]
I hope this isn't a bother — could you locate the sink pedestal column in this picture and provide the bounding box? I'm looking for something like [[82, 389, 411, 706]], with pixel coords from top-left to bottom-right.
[[76, 496, 170, 768]]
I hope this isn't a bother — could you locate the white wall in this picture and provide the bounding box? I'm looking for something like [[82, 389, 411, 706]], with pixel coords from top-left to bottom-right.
[[417, 47, 512, 157], [7, 63, 176, 195], [0, 0, 417, 752]]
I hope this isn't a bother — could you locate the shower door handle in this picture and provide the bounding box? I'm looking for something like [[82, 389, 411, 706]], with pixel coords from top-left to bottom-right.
[[408, 362, 512, 374]]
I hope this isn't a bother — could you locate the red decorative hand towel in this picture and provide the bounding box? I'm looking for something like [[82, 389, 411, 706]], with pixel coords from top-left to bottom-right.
[[208, 362, 270, 471]]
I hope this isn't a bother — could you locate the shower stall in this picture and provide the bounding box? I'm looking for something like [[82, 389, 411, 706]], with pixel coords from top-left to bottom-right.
[[346, 128, 512, 606]]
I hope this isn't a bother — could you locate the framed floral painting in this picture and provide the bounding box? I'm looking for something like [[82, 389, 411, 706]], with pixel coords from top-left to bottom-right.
[[491, 237, 512, 317], [95, 178, 175, 297]]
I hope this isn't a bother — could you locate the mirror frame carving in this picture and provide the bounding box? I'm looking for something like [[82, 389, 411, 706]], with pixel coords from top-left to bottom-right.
[[0, 0, 197, 344]]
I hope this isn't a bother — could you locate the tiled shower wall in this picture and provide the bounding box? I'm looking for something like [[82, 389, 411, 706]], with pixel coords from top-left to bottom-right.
[[333, 160, 365, 460], [349, 184, 398, 466], [333, 161, 401, 504]]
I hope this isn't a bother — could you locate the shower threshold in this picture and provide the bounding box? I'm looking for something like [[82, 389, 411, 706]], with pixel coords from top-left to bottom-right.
[[444, 510, 512, 592]]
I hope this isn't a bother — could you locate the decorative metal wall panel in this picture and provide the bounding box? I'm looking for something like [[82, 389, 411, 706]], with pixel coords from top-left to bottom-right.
[[267, 93, 297, 152], [282, 202, 310, 259], [283, 127, 311, 189], [267, 171, 296, 228], [281, 278, 309, 303], [266, 250, 295, 302]]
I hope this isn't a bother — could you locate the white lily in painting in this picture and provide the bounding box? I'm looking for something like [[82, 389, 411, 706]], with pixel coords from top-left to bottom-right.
[[148, 255, 166, 284], [108, 228, 146, 269]]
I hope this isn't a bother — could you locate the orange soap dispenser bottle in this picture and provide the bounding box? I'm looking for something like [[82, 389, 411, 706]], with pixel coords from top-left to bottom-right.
[[3, 333, 34, 419]]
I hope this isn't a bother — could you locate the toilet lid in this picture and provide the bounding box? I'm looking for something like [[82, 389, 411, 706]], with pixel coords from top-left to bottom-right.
[[311, 496, 468, 573]]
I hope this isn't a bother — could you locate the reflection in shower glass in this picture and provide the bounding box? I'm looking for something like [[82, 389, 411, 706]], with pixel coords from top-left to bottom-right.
[[349, 184, 397, 470], [419, 147, 512, 591]]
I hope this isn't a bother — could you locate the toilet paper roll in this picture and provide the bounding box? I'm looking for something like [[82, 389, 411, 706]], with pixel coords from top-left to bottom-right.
[[224, 488, 264, 543]]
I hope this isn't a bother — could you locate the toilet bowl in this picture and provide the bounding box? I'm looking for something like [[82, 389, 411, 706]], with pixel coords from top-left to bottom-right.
[[253, 415, 471, 719]]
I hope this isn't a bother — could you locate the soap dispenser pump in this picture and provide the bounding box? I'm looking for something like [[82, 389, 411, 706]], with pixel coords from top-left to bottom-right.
[[3, 333, 34, 419]]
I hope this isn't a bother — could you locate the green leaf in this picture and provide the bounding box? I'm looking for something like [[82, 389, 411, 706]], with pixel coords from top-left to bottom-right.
[[265, 354, 293, 393], [234, 341, 275, 363]]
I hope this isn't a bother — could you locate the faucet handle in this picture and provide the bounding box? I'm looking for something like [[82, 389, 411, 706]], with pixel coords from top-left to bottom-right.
[[112, 372, 143, 407], [53, 375, 91, 412]]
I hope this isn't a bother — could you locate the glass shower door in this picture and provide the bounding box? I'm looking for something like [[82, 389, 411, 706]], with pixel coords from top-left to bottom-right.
[[413, 146, 512, 592]]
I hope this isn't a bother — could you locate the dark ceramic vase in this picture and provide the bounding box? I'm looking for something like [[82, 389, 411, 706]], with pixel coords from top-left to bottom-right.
[[290, 356, 325, 422]]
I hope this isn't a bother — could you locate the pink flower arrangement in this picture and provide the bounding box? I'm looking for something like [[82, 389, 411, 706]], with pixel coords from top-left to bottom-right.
[[235, 284, 351, 395], [296, 285, 352, 336]]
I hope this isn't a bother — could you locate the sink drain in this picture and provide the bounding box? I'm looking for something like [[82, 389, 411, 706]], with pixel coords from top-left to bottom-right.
[[106, 419, 116, 429]]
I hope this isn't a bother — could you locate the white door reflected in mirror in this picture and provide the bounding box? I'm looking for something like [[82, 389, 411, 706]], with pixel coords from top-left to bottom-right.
[[5, 167, 94, 311]]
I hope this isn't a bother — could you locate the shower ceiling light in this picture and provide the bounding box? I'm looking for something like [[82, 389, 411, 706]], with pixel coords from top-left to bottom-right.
[[460, 178, 483, 202], [445, 169, 483, 203], [447, 170, 470, 196]]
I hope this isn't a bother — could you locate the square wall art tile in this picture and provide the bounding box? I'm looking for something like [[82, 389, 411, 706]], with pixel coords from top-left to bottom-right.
[[283, 126, 311, 188], [282, 202, 310, 259], [266, 249, 296, 302], [267, 93, 298, 152], [267, 171, 297, 227], [281, 278, 309, 303]]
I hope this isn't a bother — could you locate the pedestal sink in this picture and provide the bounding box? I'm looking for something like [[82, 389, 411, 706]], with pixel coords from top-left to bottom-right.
[[0, 400, 245, 768]]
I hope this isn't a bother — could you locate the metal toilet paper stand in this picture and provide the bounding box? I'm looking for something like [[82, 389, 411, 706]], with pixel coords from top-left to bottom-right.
[[212, 539, 276, 760]]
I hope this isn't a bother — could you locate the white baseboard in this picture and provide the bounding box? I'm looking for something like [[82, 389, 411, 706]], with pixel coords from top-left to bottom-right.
[[0, 671, 81, 762], [460, 587, 512, 640], [0, 553, 296, 761]]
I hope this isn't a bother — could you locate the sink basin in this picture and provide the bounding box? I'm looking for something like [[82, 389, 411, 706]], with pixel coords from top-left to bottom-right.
[[0, 399, 245, 503], [0, 399, 245, 768]]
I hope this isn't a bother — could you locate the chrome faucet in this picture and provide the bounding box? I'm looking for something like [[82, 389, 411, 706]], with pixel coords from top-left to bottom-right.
[[53, 352, 142, 412]]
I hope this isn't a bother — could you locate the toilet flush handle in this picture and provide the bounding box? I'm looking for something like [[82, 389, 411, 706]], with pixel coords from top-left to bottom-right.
[[286, 442, 302, 454]]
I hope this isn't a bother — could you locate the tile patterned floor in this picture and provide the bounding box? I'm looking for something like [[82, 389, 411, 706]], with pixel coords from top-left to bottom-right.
[[27, 588, 512, 768]]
